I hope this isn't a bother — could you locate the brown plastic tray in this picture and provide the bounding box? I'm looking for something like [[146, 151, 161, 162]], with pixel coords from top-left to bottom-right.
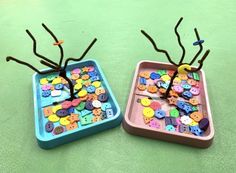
[[123, 60, 214, 148]]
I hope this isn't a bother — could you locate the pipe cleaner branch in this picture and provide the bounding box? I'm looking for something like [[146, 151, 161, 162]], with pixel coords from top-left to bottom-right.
[[141, 30, 177, 66]]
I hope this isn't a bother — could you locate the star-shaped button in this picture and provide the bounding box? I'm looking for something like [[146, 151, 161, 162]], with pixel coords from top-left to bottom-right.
[[167, 96, 178, 105]]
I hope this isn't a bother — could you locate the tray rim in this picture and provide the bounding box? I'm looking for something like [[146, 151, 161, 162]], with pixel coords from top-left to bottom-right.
[[32, 59, 121, 143], [123, 60, 214, 143]]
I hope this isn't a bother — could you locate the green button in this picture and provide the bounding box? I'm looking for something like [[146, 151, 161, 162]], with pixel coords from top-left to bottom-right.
[[80, 114, 93, 125], [157, 70, 166, 76], [46, 74, 56, 82], [192, 106, 198, 111], [76, 102, 86, 111], [193, 72, 200, 81], [170, 108, 179, 118]]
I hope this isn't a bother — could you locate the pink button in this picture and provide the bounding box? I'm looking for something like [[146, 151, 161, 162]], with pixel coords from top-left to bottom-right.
[[173, 85, 183, 94], [62, 101, 72, 109], [41, 84, 51, 91], [88, 66, 95, 72], [190, 87, 200, 96], [149, 119, 161, 128], [150, 101, 161, 110], [72, 68, 80, 74]]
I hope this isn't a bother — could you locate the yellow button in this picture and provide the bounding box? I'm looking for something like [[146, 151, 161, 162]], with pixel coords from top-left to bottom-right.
[[161, 74, 171, 82], [40, 78, 48, 85], [141, 98, 151, 107], [59, 116, 70, 126], [52, 105, 62, 113], [78, 90, 87, 97], [48, 114, 60, 122], [76, 79, 83, 84], [74, 83, 82, 90], [177, 64, 191, 74], [92, 81, 101, 88], [143, 107, 154, 118], [189, 121, 198, 126], [52, 77, 62, 85], [173, 77, 181, 85]]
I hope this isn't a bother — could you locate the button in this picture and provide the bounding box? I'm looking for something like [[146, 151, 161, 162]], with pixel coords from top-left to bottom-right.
[[106, 108, 114, 118], [189, 98, 199, 106], [143, 117, 153, 124], [143, 107, 154, 118], [179, 124, 189, 133], [66, 122, 78, 131], [76, 79, 83, 84], [199, 118, 209, 131], [88, 66, 95, 72], [76, 102, 86, 111], [52, 77, 62, 85], [190, 126, 203, 136], [54, 83, 64, 90], [141, 98, 151, 107], [83, 81, 91, 87], [71, 98, 81, 107], [81, 74, 89, 80], [161, 74, 171, 82], [180, 115, 192, 125], [165, 125, 175, 132], [101, 102, 112, 111], [189, 120, 198, 126], [169, 90, 179, 97], [48, 114, 60, 122], [150, 72, 160, 80], [80, 95, 88, 101], [86, 85, 96, 93], [42, 84, 52, 91], [52, 105, 62, 113], [160, 83, 169, 89], [92, 81, 101, 88], [51, 90, 61, 97], [190, 87, 200, 96], [90, 76, 100, 82], [157, 70, 166, 76], [45, 121, 54, 132], [80, 114, 93, 126], [68, 113, 79, 123], [43, 106, 53, 117], [156, 80, 165, 88], [182, 91, 193, 100], [173, 85, 183, 94], [147, 85, 158, 93], [85, 101, 94, 110], [74, 83, 82, 90], [42, 90, 51, 97], [71, 68, 80, 74], [176, 100, 186, 110], [192, 72, 200, 81], [173, 77, 181, 85], [137, 84, 146, 91], [187, 79, 197, 86], [46, 75, 56, 82], [88, 71, 97, 77], [79, 109, 91, 116], [92, 100, 102, 108], [178, 73, 188, 80], [68, 107, 74, 114], [61, 101, 72, 109], [190, 112, 203, 122], [95, 87, 105, 95], [71, 74, 80, 80], [149, 101, 161, 110], [139, 71, 150, 79], [170, 108, 179, 118], [53, 126, 65, 135], [149, 119, 160, 128], [155, 109, 166, 119], [93, 116, 101, 122], [56, 109, 69, 117], [182, 83, 191, 90], [159, 88, 166, 94], [82, 66, 89, 73], [98, 93, 108, 102], [182, 103, 193, 114], [40, 78, 48, 85], [167, 96, 178, 105], [139, 77, 147, 85], [93, 108, 102, 116], [78, 90, 88, 97], [87, 94, 98, 101], [177, 64, 191, 74], [59, 116, 70, 126], [165, 117, 177, 126]]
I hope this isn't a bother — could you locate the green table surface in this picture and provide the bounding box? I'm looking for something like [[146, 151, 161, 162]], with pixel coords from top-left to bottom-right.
[[1, 0, 236, 172]]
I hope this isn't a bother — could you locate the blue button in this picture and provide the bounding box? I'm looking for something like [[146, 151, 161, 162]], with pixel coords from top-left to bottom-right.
[[177, 101, 185, 110], [55, 84, 64, 90], [150, 72, 161, 80], [155, 109, 166, 119], [165, 125, 175, 132], [90, 76, 100, 82], [106, 108, 114, 118], [183, 103, 193, 114], [56, 109, 69, 117], [85, 101, 94, 110], [98, 93, 108, 102], [88, 71, 97, 77], [42, 90, 51, 97], [45, 121, 54, 132], [182, 91, 193, 100], [67, 107, 75, 114], [86, 85, 96, 93], [190, 126, 203, 136], [139, 77, 146, 85]]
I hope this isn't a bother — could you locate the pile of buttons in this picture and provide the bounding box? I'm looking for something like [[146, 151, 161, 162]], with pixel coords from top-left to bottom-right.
[[137, 69, 209, 136], [40, 65, 114, 135]]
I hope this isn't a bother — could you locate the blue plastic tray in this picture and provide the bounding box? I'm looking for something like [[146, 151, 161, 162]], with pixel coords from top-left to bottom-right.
[[32, 59, 122, 149]]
